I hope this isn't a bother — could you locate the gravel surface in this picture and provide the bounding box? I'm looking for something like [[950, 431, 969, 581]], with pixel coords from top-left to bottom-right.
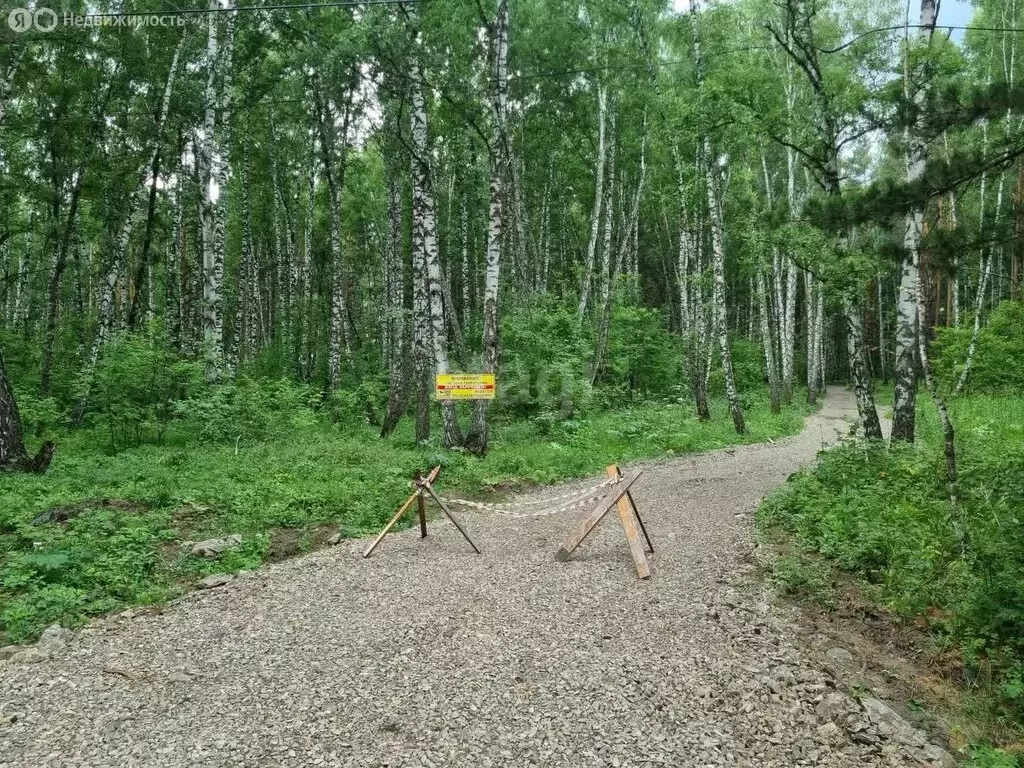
[[1, 388, 918, 768]]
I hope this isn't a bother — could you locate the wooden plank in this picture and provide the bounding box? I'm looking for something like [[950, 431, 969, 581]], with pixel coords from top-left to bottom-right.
[[613, 465, 654, 555], [555, 470, 644, 562], [627, 488, 654, 553], [422, 484, 482, 554], [362, 489, 422, 558], [608, 465, 650, 579], [415, 471, 428, 538]]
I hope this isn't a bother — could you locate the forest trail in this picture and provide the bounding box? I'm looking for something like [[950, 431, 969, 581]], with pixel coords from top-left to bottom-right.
[[1, 388, 909, 768]]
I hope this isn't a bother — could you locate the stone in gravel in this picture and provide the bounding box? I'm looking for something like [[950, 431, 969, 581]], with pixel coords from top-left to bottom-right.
[[327, 533, 342, 546], [0, 644, 19, 660], [190, 535, 243, 558], [197, 573, 234, 589], [814, 722, 843, 746], [921, 743, 957, 768], [860, 697, 904, 729], [37, 624, 73, 653], [814, 692, 856, 723], [10, 648, 48, 664]]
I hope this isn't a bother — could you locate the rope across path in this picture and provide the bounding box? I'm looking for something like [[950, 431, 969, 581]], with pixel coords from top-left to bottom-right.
[[363, 463, 654, 578], [434, 476, 621, 519]]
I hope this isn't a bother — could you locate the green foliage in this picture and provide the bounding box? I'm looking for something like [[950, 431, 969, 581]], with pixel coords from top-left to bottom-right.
[[932, 301, 1024, 395], [175, 376, 324, 444], [770, 555, 836, 609], [85, 333, 204, 449], [966, 745, 1022, 768], [709, 338, 764, 402], [0, 392, 813, 645], [602, 304, 682, 399], [759, 395, 1024, 726], [500, 302, 593, 418]]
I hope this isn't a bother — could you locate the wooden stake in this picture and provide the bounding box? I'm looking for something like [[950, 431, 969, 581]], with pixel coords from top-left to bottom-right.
[[616, 466, 653, 554], [422, 483, 482, 554], [606, 465, 650, 579], [362, 466, 480, 558], [363, 488, 422, 558], [415, 471, 428, 538], [555, 469, 645, 563]]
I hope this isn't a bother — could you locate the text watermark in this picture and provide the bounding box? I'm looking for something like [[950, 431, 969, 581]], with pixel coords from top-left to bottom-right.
[[8, 8, 191, 32]]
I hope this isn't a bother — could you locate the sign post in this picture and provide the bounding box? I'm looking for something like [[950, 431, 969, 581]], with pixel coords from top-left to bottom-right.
[[435, 373, 496, 401]]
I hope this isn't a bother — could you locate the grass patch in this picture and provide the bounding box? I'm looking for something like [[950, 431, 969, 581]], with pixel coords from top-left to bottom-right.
[[1, 393, 812, 644]]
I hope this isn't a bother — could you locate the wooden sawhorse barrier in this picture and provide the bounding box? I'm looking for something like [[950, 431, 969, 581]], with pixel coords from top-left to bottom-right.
[[362, 466, 481, 558], [555, 465, 654, 579]]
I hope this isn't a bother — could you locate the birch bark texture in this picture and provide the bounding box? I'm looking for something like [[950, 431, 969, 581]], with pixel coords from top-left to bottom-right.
[[411, 67, 463, 448], [892, 0, 938, 443], [466, 0, 508, 455]]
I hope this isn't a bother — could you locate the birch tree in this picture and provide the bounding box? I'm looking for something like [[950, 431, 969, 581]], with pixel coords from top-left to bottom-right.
[[411, 66, 463, 447], [466, 0, 508, 455], [892, 0, 938, 443]]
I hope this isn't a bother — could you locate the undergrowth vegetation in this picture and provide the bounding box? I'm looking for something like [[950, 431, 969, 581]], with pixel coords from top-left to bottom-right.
[[0, 345, 812, 645], [759, 395, 1024, 755]]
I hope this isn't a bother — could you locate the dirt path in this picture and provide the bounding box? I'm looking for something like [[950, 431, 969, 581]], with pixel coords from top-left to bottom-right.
[[1, 388, 922, 768]]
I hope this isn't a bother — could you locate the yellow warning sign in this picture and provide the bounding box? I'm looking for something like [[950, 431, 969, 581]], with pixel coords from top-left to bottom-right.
[[435, 373, 496, 401]]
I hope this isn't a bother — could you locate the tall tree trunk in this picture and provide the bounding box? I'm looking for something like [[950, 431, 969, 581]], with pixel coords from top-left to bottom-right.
[[381, 169, 410, 438], [758, 265, 782, 414], [590, 112, 618, 384], [593, 130, 646, 385], [466, 0, 508, 455], [576, 83, 606, 326], [913, 242, 962, 538], [892, 0, 938, 442], [412, 186, 432, 444], [953, 253, 992, 395], [845, 296, 884, 439], [411, 68, 462, 447], [40, 171, 84, 397], [0, 348, 27, 469], [200, 0, 223, 379], [706, 146, 745, 434], [0, 349, 53, 473], [314, 75, 356, 388]]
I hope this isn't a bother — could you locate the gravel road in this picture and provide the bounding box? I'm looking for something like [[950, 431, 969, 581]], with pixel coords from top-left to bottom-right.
[[1, 388, 919, 768]]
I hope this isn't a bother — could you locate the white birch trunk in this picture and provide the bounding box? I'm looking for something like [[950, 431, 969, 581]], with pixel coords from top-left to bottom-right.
[[846, 297, 884, 439], [953, 253, 992, 395], [412, 71, 462, 447], [199, 0, 222, 377], [576, 84, 606, 325], [893, 0, 937, 442], [758, 264, 782, 414], [467, 0, 508, 453], [706, 147, 745, 434]]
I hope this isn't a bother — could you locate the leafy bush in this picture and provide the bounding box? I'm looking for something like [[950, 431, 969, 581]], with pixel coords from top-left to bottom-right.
[[709, 338, 765, 400], [85, 332, 204, 449], [175, 376, 323, 443], [603, 304, 682, 399], [759, 396, 1024, 724], [500, 302, 593, 418], [932, 300, 1024, 395]]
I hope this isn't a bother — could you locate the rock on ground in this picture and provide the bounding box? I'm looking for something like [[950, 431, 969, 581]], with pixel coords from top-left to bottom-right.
[[0, 388, 946, 768], [189, 535, 243, 558]]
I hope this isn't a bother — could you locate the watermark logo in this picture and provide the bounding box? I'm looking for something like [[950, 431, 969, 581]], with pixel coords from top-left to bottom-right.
[[7, 8, 188, 32], [8, 7, 56, 32]]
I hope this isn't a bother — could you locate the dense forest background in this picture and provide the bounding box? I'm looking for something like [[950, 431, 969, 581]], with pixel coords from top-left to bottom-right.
[[1, 0, 1023, 755]]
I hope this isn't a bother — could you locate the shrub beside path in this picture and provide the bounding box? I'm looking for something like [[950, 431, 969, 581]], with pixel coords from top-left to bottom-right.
[[1, 387, 951, 768]]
